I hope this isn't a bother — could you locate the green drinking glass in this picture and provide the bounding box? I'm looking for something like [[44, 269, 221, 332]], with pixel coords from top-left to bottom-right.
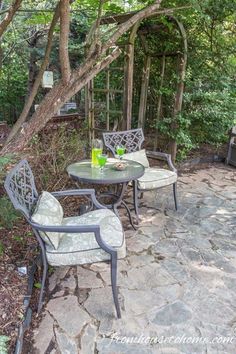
[[116, 145, 125, 159], [97, 154, 108, 172]]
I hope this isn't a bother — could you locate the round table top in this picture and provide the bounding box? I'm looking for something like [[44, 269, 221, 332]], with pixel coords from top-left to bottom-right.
[[67, 158, 145, 185]]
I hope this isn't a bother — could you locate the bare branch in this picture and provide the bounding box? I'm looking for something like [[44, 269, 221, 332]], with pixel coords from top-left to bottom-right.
[[59, 0, 71, 83]]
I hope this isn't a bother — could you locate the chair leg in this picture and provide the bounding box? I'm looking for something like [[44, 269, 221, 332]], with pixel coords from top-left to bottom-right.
[[173, 182, 178, 211], [133, 180, 139, 221], [37, 249, 48, 313], [110, 253, 121, 319]]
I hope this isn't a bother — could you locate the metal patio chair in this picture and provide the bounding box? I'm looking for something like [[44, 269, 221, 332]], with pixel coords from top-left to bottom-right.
[[4, 159, 126, 318], [103, 128, 178, 218]]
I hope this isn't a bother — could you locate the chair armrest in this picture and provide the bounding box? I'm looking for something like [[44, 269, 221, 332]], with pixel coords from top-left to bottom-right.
[[51, 189, 105, 210], [29, 221, 117, 255], [146, 150, 177, 173]]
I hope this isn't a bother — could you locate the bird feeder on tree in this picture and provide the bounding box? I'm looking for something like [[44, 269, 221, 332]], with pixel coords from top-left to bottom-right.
[[42, 71, 53, 88]]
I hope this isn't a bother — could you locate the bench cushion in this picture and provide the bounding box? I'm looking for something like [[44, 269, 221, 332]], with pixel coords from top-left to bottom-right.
[[123, 149, 149, 168], [46, 209, 126, 266], [137, 167, 177, 190], [31, 191, 63, 249]]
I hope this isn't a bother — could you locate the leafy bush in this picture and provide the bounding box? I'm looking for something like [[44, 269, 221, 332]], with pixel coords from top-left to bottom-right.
[[29, 124, 87, 191], [0, 155, 15, 184], [0, 196, 19, 229]]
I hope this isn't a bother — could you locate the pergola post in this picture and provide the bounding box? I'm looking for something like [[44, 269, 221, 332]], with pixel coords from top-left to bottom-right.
[[138, 55, 151, 129], [123, 22, 140, 130], [154, 54, 166, 150], [86, 79, 95, 143], [169, 18, 187, 162]]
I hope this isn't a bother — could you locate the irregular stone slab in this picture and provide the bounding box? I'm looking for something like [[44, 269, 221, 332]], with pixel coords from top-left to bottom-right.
[[153, 283, 183, 303], [190, 294, 235, 326], [161, 259, 190, 283], [151, 322, 207, 354], [60, 268, 76, 292], [89, 262, 110, 272], [126, 264, 175, 289], [49, 267, 70, 292], [151, 301, 192, 326], [121, 289, 166, 317], [47, 295, 91, 337], [80, 324, 97, 354], [126, 233, 155, 253], [84, 287, 116, 320], [77, 266, 104, 288], [154, 239, 183, 259], [33, 312, 54, 354], [96, 337, 157, 354], [55, 327, 78, 354]]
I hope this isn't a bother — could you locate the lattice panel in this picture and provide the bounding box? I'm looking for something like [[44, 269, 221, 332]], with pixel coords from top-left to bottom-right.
[[5, 160, 38, 217], [103, 129, 144, 156]]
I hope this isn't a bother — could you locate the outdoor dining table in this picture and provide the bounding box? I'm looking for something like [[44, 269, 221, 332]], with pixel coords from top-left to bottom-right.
[[67, 158, 145, 228]]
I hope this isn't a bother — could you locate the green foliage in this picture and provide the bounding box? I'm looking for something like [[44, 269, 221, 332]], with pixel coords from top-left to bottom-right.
[[0, 335, 9, 354], [0, 155, 15, 184], [0, 0, 236, 161], [0, 155, 19, 229], [0, 196, 19, 229], [0, 242, 4, 256], [29, 125, 86, 190], [34, 282, 42, 289]]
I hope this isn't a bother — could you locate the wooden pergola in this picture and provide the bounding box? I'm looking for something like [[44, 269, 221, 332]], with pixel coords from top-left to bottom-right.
[[85, 10, 187, 149]]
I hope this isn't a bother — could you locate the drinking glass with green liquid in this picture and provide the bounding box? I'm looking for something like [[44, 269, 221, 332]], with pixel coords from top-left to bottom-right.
[[97, 154, 107, 172], [116, 145, 125, 159], [91, 139, 103, 167]]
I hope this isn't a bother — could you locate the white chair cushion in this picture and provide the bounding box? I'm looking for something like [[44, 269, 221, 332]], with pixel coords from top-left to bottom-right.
[[137, 167, 177, 190], [31, 191, 63, 249], [46, 209, 126, 266], [123, 149, 150, 168]]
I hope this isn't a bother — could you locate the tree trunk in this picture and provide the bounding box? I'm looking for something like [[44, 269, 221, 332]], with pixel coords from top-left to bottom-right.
[[26, 31, 44, 100], [59, 0, 71, 83]]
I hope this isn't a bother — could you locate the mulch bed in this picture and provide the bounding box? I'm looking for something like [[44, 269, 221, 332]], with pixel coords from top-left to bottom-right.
[[0, 220, 38, 353]]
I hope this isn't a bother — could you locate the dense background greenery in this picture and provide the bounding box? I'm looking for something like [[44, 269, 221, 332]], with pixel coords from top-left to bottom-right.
[[0, 0, 235, 159]]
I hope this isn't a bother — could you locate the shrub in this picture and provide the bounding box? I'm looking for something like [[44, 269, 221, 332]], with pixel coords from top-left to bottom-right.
[[0, 196, 19, 229]]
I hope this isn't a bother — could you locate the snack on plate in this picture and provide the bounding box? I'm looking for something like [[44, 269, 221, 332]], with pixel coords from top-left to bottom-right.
[[113, 161, 127, 171]]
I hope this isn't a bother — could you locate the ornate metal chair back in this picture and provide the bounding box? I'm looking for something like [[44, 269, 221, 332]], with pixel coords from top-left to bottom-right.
[[103, 128, 144, 156], [4, 159, 38, 219]]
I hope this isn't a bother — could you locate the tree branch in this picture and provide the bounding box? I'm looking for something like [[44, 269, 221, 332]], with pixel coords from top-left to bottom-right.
[[0, 0, 23, 38], [1, 0, 167, 154], [59, 0, 71, 83], [1, 47, 121, 155]]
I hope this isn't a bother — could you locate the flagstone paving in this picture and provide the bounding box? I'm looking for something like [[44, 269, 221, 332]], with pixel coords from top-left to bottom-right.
[[32, 164, 236, 354]]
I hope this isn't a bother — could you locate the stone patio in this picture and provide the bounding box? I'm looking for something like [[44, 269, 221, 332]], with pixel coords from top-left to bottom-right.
[[32, 164, 236, 354]]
